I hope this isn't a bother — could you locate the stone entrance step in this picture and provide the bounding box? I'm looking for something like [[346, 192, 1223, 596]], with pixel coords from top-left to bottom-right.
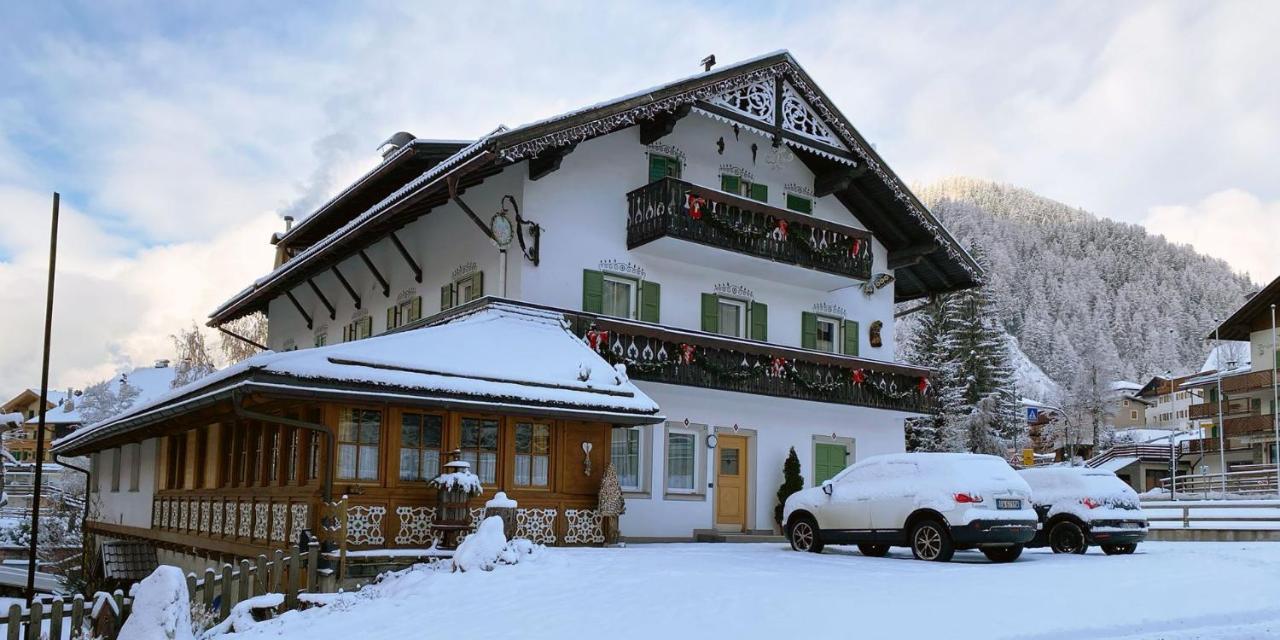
[[693, 529, 785, 543]]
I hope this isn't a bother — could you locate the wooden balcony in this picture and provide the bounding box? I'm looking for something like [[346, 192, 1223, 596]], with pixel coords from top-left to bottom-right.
[[1223, 413, 1278, 438], [626, 177, 874, 282], [1219, 369, 1277, 395], [564, 309, 934, 414], [1189, 398, 1255, 420]]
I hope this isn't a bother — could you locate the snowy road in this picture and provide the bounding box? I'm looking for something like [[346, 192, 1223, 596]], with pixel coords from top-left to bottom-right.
[[227, 542, 1280, 640]]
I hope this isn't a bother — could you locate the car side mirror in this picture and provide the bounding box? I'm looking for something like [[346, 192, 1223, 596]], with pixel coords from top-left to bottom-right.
[[821, 480, 833, 496]]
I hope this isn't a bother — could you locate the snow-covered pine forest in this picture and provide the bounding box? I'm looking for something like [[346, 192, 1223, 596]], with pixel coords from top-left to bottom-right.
[[902, 177, 1256, 399]]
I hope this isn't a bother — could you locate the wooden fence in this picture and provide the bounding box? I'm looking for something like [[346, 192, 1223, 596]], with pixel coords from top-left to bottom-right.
[[1, 536, 332, 640]]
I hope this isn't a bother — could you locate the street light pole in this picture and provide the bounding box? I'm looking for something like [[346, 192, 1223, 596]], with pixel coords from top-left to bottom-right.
[[1271, 303, 1278, 496], [25, 193, 59, 605], [1215, 324, 1227, 496]]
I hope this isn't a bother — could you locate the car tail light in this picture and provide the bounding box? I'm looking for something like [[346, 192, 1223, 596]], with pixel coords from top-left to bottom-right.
[[954, 492, 984, 504], [1081, 498, 1101, 509]]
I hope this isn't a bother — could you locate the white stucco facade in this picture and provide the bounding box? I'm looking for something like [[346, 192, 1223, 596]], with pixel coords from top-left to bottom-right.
[[253, 109, 923, 539], [89, 438, 158, 528]]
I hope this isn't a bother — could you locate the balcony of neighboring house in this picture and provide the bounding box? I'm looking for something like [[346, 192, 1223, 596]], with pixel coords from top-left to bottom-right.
[[625, 176, 874, 289], [1218, 369, 1278, 395], [1188, 397, 1257, 421], [560, 306, 933, 415]]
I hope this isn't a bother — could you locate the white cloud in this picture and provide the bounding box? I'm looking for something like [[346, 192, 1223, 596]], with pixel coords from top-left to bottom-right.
[[1143, 189, 1280, 284]]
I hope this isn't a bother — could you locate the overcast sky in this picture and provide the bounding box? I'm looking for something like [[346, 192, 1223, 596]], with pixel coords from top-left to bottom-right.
[[1, 1, 1277, 394]]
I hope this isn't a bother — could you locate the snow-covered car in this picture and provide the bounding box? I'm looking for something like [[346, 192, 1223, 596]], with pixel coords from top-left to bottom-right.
[[1019, 467, 1147, 555], [782, 453, 1038, 562]]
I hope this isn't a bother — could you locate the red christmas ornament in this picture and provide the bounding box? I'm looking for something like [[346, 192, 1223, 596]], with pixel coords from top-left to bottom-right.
[[679, 343, 696, 365], [850, 238, 863, 257], [770, 357, 787, 377], [687, 194, 706, 220], [587, 329, 610, 352], [776, 219, 788, 240], [851, 368, 866, 385], [917, 376, 930, 394]]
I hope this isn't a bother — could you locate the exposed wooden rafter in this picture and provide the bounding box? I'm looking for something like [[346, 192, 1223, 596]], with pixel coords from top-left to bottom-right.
[[814, 165, 868, 198], [330, 265, 362, 309], [388, 231, 422, 283], [887, 243, 940, 270], [284, 291, 313, 330], [358, 249, 390, 298], [528, 143, 577, 181], [306, 279, 336, 320], [639, 104, 692, 145]]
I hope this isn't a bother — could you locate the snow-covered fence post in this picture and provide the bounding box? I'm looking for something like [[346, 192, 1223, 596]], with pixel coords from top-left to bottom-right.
[[256, 554, 269, 596], [238, 559, 252, 603], [69, 594, 84, 635], [5, 601, 18, 640], [203, 568, 216, 611], [49, 597, 64, 640], [286, 549, 301, 610], [25, 600, 41, 640], [271, 550, 285, 593], [220, 564, 234, 619], [305, 537, 320, 593]]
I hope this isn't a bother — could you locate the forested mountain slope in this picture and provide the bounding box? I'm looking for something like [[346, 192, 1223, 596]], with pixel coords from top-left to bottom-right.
[[903, 178, 1255, 395]]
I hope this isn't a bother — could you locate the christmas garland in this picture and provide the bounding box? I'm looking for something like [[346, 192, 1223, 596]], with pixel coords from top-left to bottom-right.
[[584, 328, 930, 403], [684, 193, 870, 265]]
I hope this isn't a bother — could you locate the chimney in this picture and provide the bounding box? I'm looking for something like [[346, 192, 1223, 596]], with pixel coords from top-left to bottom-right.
[[284, 216, 294, 232]]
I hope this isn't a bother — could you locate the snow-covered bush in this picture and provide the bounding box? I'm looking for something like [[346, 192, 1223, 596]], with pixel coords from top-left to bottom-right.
[[119, 566, 194, 640], [451, 516, 543, 572]]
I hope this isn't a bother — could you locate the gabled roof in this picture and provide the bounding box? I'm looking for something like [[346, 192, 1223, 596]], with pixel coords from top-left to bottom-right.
[[54, 303, 662, 456], [1213, 276, 1274, 340], [209, 51, 981, 326]]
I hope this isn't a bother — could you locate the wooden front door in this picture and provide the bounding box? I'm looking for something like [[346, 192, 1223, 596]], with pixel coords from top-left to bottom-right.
[[715, 434, 749, 531]]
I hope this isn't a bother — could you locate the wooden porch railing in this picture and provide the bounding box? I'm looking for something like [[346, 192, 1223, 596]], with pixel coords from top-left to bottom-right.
[[0, 536, 333, 640]]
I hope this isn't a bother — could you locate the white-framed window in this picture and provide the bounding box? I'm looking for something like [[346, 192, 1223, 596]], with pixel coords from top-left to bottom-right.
[[342, 317, 373, 342], [716, 298, 748, 338], [314, 333, 328, 348], [663, 422, 706, 498], [611, 426, 646, 492], [442, 272, 484, 311], [387, 296, 423, 331], [337, 408, 382, 481], [1130, 410, 1138, 420], [602, 274, 638, 320], [814, 315, 840, 353]]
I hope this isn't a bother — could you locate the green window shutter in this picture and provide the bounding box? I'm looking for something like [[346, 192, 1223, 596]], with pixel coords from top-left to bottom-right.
[[720, 175, 740, 194], [1209, 387, 1218, 403], [749, 301, 768, 341], [640, 280, 660, 323], [814, 443, 846, 486], [750, 183, 768, 203], [471, 272, 484, 300], [362, 316, 373, 338], [801, 312, 818, 349], [786, 194, 813, 214], [386, 306, 395, 331], [843, 320, 860, 356], [649, 155, 676, 182], [701, 293, 720, 333], [409, 296, 422, 322], [441, 284, 454, 311], [582, 270, 604, 313]]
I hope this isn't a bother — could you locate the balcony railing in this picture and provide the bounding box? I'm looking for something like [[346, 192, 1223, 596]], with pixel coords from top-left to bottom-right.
[[1223, 413, 1278, 438], [1189, 398, 1255, 420], [1213, 369, 1278, 395], [564, 310, 934, 414], [626, 177, 874, 281]]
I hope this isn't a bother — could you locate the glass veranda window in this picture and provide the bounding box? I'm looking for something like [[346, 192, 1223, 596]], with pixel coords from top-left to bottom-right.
[[461, 418, 499, 484], [338, 408, 382, 481], [611, 427, 642, 490], [399, 413, 443, 482], [514, 422, 551, 487]]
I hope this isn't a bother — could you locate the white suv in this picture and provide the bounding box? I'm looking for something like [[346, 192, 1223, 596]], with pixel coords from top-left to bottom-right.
[[783, 453, 1038, 562]]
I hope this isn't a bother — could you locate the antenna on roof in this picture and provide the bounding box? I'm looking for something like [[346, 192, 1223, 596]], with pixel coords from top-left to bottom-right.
[[701, 54, 716, 72]]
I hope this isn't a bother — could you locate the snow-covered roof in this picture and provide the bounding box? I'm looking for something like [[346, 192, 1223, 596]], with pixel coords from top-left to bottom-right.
[[27, 364, 176, 426], [1110, 380, 1142, 392], [54, 303, 662, 454], [1199, 342, 1251, 373]]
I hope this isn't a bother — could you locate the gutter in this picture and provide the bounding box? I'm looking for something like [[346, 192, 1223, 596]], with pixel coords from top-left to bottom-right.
[[231, 391, 334, 502]]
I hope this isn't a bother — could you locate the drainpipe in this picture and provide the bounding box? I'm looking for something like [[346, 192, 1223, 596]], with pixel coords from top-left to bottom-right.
[[52, 453, 91, 592], [231, 391, 333, 502]]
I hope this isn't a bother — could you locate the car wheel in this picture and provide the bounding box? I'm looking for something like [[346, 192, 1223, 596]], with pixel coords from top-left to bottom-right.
[[909, 520, 955, 562], [1102, 543, 1137, 556], [789, 516, 825, 553], [857, 543, 889, 557], [1049, 521, 1088, 555], [982, 545, 1023, 563]]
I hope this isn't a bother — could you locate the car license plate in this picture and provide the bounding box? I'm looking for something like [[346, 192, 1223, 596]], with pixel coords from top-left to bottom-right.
[[996, 499, 1021, 510]]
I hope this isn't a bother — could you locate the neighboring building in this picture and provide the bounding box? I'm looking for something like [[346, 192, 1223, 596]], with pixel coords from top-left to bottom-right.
[[1181, 317, 1273, 473], [1135, 374, 1203, 431], [1109, 380, 1150, 430], [53, 51, 979, 572], [2, 389, 70, 463]]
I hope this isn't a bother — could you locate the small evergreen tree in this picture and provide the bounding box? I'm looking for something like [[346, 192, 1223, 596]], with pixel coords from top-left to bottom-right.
[[774, 447, 803, 526]]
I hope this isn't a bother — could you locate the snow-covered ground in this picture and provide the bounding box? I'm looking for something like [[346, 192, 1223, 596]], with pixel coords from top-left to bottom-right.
[[222, 542, 1280, 640]]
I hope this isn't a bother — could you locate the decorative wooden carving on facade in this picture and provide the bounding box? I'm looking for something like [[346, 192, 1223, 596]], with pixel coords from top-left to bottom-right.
[[563, 509, 605, 544], [394, 506, 438, 546], [346, 505, 387, 546], [515, 507, 558, 545]]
